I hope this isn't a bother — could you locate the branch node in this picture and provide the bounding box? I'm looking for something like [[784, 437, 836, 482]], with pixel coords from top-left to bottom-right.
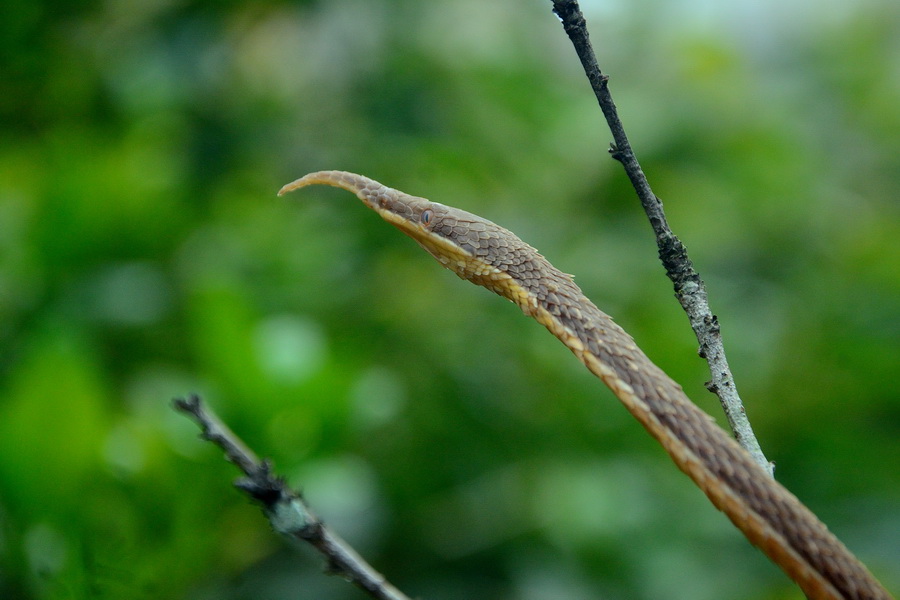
[[234, 463, 285, 508], [608, 143, 625, 162]]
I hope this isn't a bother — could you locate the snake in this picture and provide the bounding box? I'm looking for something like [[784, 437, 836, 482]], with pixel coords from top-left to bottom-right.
[[279, 170, 892, 600]]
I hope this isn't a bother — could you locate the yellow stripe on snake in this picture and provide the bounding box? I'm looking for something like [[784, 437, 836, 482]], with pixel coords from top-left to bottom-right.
[[280, 171, 892, 600]]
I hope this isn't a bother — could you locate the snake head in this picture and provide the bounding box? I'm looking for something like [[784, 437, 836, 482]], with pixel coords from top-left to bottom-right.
[[279, 170, 484, 271], [279, 171, 557, 308], [279, 170, 441, 237]]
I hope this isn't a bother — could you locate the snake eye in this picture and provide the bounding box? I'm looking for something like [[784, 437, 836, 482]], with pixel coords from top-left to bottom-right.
[[421, 209, 433, 226]]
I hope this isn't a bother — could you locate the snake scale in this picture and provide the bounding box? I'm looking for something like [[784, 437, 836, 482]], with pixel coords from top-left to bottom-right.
[[279, 170, 892, 600]]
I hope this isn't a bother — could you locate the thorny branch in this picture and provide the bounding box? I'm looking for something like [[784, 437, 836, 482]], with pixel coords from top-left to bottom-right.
[[173, 395, 413, 600], [551, 0, 773, 475]]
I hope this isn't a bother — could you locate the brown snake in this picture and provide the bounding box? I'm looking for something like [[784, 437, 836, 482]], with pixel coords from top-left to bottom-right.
[[279, 170, 892, 600]]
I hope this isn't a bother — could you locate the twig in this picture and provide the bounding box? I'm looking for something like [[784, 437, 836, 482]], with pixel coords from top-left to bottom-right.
[[173, 395, 413, 600], [550, 0, 774, 475]]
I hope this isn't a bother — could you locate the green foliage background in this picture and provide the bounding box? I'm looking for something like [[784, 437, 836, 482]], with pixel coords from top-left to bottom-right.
[[1, 1, 897, 599]]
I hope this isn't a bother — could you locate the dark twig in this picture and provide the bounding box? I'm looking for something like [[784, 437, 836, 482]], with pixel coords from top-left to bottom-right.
[[173, 395, 413, 600], [550, 0, 773, 475]]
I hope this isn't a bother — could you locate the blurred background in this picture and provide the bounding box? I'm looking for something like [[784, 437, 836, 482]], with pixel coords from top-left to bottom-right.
[[1, 0, 898, 599]]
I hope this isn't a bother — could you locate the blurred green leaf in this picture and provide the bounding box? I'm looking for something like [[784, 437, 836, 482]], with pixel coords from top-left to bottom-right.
[[1, 1, 897, 599]]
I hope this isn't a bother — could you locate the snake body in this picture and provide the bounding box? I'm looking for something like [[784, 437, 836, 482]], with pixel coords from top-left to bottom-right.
[[279, 171, 892, 600]]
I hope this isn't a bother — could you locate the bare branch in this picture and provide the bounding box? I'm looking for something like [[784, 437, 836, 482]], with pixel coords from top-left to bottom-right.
[[173, 395, 414, 600], [550, 0, 774, 475]]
